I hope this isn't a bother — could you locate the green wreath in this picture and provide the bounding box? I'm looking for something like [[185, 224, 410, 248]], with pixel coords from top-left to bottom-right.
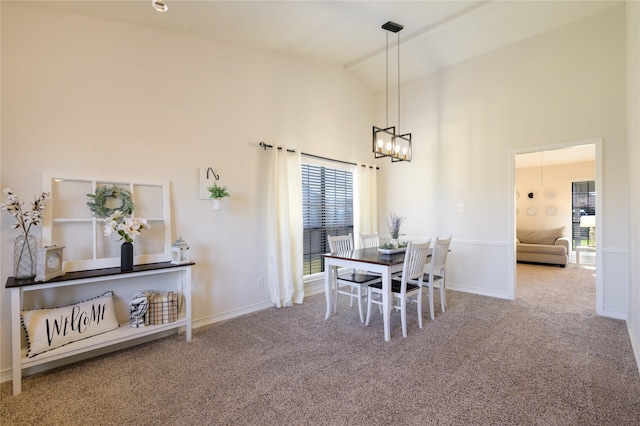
[[86, 185, 135, 218]]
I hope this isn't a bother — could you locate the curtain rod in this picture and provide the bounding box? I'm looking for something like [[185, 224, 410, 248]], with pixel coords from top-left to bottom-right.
[[258, 142, 379, 170]]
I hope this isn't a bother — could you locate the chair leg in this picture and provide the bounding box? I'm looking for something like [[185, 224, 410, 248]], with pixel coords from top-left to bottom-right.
[[440, 281, 446, 312], [365, 289, 373, 326], [429, 284, 435, 321], [357, 286, 365, 323], [417, 292, 423, 329], [401, 296, 407, 338]]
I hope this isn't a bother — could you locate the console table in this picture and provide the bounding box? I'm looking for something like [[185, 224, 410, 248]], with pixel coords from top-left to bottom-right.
[[6, 261, 194, 395]]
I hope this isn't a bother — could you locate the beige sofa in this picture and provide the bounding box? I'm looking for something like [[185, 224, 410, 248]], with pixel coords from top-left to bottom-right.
[[516, 227, 569, 267]]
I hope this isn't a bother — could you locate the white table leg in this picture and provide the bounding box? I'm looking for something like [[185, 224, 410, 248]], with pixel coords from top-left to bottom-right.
[[382, 268, 391, 342], [11, 288, 22, 395], [183, 267, 192, 342], [576, 250, 581, 265], [324, 258, 332, 320]]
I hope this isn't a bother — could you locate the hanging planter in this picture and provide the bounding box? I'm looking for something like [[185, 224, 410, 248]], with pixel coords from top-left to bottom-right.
[[207, 182, 230, 210]]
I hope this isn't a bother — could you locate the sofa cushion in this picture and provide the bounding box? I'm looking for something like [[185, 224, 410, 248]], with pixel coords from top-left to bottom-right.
[[517, 243, 567, 256], [516, 227, 565, 245]]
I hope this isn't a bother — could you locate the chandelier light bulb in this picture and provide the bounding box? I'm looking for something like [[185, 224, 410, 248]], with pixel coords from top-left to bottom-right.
[[152, 0, 168, 12]]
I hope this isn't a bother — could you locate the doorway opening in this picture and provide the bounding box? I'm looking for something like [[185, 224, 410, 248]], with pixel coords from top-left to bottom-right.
[[509, 138, 602, 314]]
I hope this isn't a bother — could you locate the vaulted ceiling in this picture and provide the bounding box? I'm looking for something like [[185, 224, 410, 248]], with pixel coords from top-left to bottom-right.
[[30, 0, 622, 92]]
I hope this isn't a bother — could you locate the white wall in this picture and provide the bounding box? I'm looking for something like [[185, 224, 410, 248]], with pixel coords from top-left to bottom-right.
[[626, 0, 640, 372], [0, 3, 374, 375], [516, 161, 595, 235], [375, 6, 628, 310]]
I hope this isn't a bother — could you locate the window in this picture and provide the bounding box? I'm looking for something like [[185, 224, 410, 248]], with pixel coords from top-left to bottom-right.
[[571, 180, 596, 249], [302, 163, 353, 275], [42, 173, 172, 272]]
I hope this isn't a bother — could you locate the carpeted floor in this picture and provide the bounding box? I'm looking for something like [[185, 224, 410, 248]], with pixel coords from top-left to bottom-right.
[[2, 262, 639, 425]]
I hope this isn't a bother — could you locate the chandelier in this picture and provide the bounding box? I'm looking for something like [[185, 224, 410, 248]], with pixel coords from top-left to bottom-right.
[[373, 21, 412, 163]]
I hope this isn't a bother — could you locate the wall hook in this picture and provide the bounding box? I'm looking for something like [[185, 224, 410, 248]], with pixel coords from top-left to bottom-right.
[[206, 167, 220, 181]]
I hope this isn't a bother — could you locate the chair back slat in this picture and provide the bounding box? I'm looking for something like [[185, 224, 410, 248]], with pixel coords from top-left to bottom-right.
[[430, 236, 452, 271], [359, 233, 380, 249], [399, 241, 431, 294], [328, 234, 353, 253]]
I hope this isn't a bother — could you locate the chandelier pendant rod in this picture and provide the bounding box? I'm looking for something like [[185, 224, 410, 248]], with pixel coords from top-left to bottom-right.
[[386, 31, 389, 128], [397, 30, 401, 135]]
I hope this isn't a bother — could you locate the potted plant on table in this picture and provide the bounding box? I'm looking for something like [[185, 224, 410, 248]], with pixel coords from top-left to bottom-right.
[[207, 182, 230, 210], [387, 211, 406, 248], [104, 210, 150, 271]]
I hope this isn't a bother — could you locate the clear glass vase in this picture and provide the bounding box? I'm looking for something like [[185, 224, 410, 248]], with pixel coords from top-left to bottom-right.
[[14, 234, 37, 279]]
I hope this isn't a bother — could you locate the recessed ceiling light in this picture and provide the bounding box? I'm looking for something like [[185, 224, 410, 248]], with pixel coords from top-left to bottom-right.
[[152, 0, 168, 13]]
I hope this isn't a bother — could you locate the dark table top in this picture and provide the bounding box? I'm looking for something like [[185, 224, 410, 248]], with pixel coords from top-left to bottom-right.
[[322, 248, 406, 266], [6, 261, 195, 289]]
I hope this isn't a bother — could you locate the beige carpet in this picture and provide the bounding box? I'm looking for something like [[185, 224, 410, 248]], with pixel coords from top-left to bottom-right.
[[2, 262, 639, 425]]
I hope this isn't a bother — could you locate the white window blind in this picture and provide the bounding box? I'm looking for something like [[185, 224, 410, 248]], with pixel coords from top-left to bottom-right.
[[302, 163, 353, 275]]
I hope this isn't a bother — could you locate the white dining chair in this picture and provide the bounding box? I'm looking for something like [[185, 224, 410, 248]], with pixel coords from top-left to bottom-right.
[[366, 240, 431, 337], [359, 233, 380, 249], [419, 236, 452, 320], [327, 234, 381, 323]]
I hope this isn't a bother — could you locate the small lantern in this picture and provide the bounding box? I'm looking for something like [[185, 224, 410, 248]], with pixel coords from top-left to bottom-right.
[[171, 237, 190, 264]]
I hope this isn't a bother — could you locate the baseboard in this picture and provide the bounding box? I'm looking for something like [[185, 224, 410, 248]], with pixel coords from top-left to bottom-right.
[[446, 283, 512, 300], [601, 309, 628, 320], [192, 300, 274, 329], [628, 321, 640, 376]]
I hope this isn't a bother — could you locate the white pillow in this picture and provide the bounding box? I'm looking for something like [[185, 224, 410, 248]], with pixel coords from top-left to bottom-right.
[[21, 291, 120, 358]]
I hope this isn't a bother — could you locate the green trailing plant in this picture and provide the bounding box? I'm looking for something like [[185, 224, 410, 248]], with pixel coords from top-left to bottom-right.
[[207, 182, 230, 199]]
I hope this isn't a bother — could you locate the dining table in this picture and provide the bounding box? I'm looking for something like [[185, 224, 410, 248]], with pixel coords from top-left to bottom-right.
[[322, 247, 406, 342]]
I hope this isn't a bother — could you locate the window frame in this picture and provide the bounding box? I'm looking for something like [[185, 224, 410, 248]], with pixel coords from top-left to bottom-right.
[[42, 172, 172, 272]]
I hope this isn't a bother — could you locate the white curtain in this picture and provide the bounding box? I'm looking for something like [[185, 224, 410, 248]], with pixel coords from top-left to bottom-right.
[[353, 163, 378, 248], [266, 146, 304, 307]]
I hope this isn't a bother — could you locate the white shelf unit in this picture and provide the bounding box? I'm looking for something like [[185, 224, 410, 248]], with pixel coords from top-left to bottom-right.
[[7, 262, 193, 395]]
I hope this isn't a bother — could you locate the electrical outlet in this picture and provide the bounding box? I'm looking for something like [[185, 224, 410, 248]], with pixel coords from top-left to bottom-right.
[[458, 203, 465, 212], [257, 277, 264, 288]]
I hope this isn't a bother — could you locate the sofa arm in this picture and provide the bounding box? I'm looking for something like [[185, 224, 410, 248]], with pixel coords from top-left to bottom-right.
[[555, 237, 570, 254]]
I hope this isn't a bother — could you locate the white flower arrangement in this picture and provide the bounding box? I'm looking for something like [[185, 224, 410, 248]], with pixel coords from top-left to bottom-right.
[[1, 188, 50, 235], [104, 210, 150, 244]]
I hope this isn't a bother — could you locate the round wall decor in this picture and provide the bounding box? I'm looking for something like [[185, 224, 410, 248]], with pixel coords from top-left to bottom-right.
[[546, 205, 558, 216], [86, 185, 135, 218], [544, 189, 557, 199], [526, 207, 537, 216], [527, 190, 538, 199]]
